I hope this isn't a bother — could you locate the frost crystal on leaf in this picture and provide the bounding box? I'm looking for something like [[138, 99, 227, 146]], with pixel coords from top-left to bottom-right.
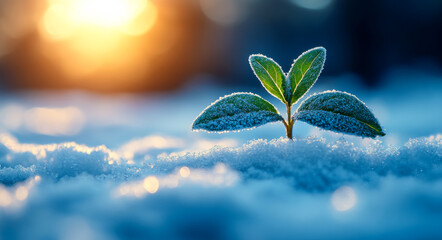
[[249, 54, 288, 103], [294, 90, 385, 138], [287, 47, 326, 105], [192, 92, 283, 132], [192, 47, 385, 139]]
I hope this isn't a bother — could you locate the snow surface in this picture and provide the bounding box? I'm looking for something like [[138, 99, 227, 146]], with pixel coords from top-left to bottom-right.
[[0, 134, 441, 239], [0, 69, 441, 239]]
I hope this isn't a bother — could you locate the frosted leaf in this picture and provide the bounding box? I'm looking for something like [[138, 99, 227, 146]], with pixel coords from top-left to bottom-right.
[[287, 47, 326, 105], [249, 54, 288, 103], [192, 92, 283, 132], [294, 90, 385, 138]]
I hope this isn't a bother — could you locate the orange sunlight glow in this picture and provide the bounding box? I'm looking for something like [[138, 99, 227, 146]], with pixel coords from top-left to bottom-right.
[[38, 0, 157, 80], [40, 0, 156, 39]]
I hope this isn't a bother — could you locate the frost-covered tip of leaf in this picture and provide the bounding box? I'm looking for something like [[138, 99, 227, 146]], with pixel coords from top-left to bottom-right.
[[287, 47, 326, 105], [249, 54, 288, 103], [294, 90, 385, 138], [192, 92, 283, 132]]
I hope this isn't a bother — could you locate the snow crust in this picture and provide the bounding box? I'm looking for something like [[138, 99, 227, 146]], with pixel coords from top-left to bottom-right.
[[0, 134, 122, 185], [0, 134, 441, 239], [0, 133, 440, 189], [158, 134, 442, 191]]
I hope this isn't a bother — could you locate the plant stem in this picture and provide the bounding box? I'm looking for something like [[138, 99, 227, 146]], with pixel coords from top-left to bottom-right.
[[285, 103, 294, 139]]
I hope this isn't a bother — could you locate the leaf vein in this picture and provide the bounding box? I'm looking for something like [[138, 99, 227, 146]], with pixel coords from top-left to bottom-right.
[[256, 60, 285, 101], [291, 52, 321, 98], [297, 110, 383, 133]]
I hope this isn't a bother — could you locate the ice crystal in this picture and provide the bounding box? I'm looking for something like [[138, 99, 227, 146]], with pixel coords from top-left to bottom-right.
[[192, 47, 384, 138], [294, 90, 385, 138], [192, 92, 283, 132]]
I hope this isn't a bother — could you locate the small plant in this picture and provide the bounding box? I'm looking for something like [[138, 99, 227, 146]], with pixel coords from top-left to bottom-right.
[[192, 47, 385, 139]]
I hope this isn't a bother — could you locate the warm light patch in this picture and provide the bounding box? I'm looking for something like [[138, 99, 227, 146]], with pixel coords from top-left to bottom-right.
[[0, 104, 25, 130], [24, 107, 86, 136], [40, 0, 156, 37], [38, 0, 157, 80], [73, 0, 146, 28], [41, 4, 77, 40], [179, 167, 190, 178], [0, 187, 12, 207], [15, 186, 29, 201], [143, 176, 159, 194]]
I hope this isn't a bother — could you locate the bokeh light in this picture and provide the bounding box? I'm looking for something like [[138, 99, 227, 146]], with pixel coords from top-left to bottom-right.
[[0, 176, 41, 208], [331, 186, 357, 211], [37, 0, 158, 83], [39, 0, 157, 39], [199, 0, 246, 26], [291, 0, 333, 10], [143, 176, 159, 194], [179, 167, 191, 178], [15, 186, 29, 201], [0, 187, 12, 207]]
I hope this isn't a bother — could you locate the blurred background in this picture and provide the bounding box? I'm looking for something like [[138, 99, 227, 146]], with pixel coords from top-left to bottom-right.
[[0, 0, 441, 92], [0, 0, 441, 147]]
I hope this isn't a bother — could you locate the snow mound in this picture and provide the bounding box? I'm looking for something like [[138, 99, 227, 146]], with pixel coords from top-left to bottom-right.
[[1, 133, 441, 192], [157, 134, 442, 191], [0, 134, 124, 185], [0, 133, 441, 239]]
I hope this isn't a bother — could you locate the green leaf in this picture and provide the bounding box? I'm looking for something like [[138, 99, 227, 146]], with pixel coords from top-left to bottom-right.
[[287, 47, 326, 105], [192, 92, 283, 132], [294, 91, 385, 138], [249, 54, 288, 103]]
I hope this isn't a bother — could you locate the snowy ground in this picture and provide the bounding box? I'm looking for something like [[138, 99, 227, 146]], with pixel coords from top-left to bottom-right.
[[0, 68, 441, 239]]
